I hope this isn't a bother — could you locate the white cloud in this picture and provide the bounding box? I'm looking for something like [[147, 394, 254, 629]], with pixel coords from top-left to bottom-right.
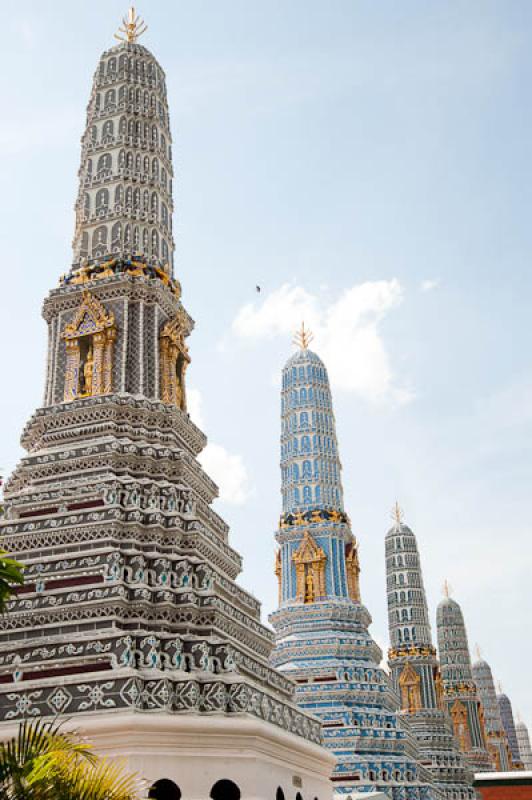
[[420, 279, 440, 292], [189, 387, 251, 505], [232, 280, 412, 406], [233, 284, 320, 341], [199, 443, 251, 505]]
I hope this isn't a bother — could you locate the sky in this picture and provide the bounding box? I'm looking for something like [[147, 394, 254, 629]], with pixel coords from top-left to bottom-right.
[[0, 0, 531, 728]]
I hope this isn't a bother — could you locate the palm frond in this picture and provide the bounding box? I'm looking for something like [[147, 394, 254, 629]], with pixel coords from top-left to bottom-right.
[[0, 551, 24, 585], [0, 550, 24, 613], [36, 754, 143, 800], [0, 719, 141, 800]]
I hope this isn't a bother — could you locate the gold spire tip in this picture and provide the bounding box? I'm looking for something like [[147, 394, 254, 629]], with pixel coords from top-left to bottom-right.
[[114, 6, 148, 44], [293, 321, 314, 350], [475, 643, 482, 660], [442, 579, 451, 599], [391, 501, 404, 527]]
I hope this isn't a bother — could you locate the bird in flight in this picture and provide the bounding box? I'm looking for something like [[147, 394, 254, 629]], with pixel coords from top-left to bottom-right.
[[256, 285, 261, 293]]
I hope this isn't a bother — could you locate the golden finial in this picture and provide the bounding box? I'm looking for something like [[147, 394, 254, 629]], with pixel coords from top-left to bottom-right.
[[497, 680, 503, 694], [442, 579, 452, 598], [475, 643, 482, 660], [114, 7, 148, 44], [293, 321, 314, 350], [391, 501, 404, 527]]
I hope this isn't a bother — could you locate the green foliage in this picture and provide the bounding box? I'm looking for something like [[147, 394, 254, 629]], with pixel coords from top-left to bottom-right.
[[0, 719, 142, 799], [0, 551, 24, 613]]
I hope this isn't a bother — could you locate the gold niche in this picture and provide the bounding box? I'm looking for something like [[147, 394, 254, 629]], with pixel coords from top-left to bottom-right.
[[292, 531, 326, 604], [62, 290, 116, 401], [399, 661, 422, 713], [160, 313, 190, 411], [345, 539, 361, 602], [450, 699, 472, 752]]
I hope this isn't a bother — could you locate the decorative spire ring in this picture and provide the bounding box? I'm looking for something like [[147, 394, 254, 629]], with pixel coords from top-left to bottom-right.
[[114, 7, 148, 43], [293, 321, 313, 350]]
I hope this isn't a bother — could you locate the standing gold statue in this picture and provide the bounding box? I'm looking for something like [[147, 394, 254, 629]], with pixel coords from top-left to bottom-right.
[[83, 347, 94, 396], [305, 571, 315, 603]]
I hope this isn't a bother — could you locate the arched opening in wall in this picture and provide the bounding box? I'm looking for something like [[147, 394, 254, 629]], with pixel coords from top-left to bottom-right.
[[210, 780, 241, 800], [295, 792, 303, 800], [148, 779, 181, 800], [276, 789, 285, 800]]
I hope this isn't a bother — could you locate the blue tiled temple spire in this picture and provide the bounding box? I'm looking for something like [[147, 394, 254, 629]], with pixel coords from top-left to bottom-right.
[[280, 332, 344, 515], [271, 329, 438, 800]]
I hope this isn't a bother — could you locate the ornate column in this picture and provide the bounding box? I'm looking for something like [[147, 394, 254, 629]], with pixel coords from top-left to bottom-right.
[[159, 313, 190, 410], [64, 339, 80, 401], [295, 563, 305, 603], [103, 328, 115, 393], [275, 550, 282, 605], [178, 356, 189, 411], [92, 331, 106, 395], [168, 341, 179, 404], [346, 542, 360, 601]]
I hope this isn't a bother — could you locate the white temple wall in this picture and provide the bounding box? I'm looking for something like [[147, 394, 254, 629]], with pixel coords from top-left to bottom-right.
[[0, 712, 335, 800]]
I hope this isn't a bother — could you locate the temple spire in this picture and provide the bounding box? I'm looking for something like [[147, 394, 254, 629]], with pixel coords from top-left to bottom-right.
[[497, 687, 522, 766], [272, 343, 437, 799], [0, 13, 333, 791], [385, 510, 434, 652], [279, 339, 343, 515], [472, 652, 513, 771], [436, 592, 493, 771], [516, 719, 532, 770], [385, 513, 476, 796], [114, 7, 148, 43], [71, 14, 174, 273]]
